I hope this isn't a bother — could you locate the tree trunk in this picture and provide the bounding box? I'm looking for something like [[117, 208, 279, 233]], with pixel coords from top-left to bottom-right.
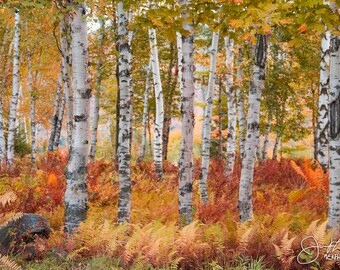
[[272, 134, 280, 160], [238, 34, 268, 222], [117, 0, 132, 224], [60, 15, 73, 147], [137, 62, 151, 166], [236, 64, 246, 159], [7, 8, 21, 166], [27, 47, 36, 163], [199, 30, 219, 203], [317, 31, 331, 172], [149, 28, 164, 179], [327, 29, 340, 230], [225, 37, 237, 177], [64, 3, 91, 234], [261, 114, 271, 160], [176, 31, 184, 94], [53, 91, 65, 151], [48, 69, 63, 152], [218, 78, 223, 158], [89, 20, 104, 161], [178, 0, 195, 225]]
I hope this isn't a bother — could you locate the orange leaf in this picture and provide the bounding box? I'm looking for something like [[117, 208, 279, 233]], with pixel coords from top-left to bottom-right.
[[48, 173, 58, 187], [298, 23, 307, 33]]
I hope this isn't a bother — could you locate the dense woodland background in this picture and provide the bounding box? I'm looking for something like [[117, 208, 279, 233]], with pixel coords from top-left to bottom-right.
[[0, 0, 340, 269]]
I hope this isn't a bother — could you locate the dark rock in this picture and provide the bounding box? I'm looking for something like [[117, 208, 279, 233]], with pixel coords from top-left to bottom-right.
[[0, 213, 51, 256]]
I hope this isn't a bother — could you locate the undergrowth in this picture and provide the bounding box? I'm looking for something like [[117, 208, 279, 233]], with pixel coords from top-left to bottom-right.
[[0, 153, 336, 269]]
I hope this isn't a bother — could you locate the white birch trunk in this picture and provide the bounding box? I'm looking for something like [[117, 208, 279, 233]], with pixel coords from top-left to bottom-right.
[[225, 37, 237, 177], [199, 30, 219, 203], [27, 47, 36, 163], [149, 28, 164, 179], [327, 30, 340, 230], [317, 31, 331, 172], [53, 91, 65, 151], [178, 0, 195, 225], [137, 62, 151, 165], [89, 20, 104, 161], [48, 69, 63, 152], [238, 35, 268, 222], [60, 15, 73, 147], [117, 0, 132, 224], [64, 3, 91, 233], [272, 133, 280, 160], [176, 31, 184, 94], [261, 115, 271, 160], [7, 8, 21, 166]]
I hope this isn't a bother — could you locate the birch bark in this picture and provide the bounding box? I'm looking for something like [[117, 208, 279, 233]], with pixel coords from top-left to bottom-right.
[[149, 28, 164, 179], [53, 92, 65, 151], [317, 30, 331, 172], [199, 30, 219, 203], [225, 37, 237, 176], [178, 0, 195, 225], [27, 47, 36, 163], [137, 62, 151, 165], [60, 15, 73, 147], [117, 0, 132, 224], [238, 35, 268, 222], [7, 8, 21, 166], [48, 70, 63, 152], [64, 3, 91, 233], [261, 114, 271, 160], [327, 24, 340, 230], [89, 20, 104, 161]]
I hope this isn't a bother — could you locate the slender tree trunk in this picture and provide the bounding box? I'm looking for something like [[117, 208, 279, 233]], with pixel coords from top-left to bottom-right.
[[327, 28, 340, 230], [89, 20, 105, 161], [317, 31, 331, 172], [272, 134, 280, 160], [60, 15, 73, 147], [238, 35, 268, 222], [162, 42, 176, 161], [225, 37, 237, 177], [137, 62, 151, 165], [117, 0, 132, 224], [261, 114, 271, 160], [199, 30, 219, 203], [149, 28, 164, 179], [48, 69, 63, 152], [7, 8, 21, 166], [218, 78, 223, 158], [0, 28, 8, 163], [53, 91, 65, 151], [236, 57, 246, 159], [64, 3, 91, 234], [176, 31, 184, 94], [178, 0, 195, 225], [27, 47, 36, 163]]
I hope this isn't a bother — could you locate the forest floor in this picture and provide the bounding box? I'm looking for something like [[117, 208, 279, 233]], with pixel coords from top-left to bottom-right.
[[0, 152, 335, 269]]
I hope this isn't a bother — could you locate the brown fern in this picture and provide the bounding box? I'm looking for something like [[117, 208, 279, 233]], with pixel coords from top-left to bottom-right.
[[0, 255, 22, 270]]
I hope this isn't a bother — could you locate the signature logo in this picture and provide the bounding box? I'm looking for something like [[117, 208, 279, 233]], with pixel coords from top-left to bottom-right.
[[297, 236, 340, 264]]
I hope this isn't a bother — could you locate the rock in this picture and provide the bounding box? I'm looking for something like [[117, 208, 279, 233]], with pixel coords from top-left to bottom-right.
[[0, 213, 51, 256]]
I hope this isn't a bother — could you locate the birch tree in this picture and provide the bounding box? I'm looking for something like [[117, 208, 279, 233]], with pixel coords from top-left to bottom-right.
[[53, 92, 65, 151], [238, 34, 268, 222], [48, 70, 63, 152], [60, 13, 73, 147], [117, 0, 133, 224], [149, 27, 164, 179], [176, 31, 184, 94], [236, 48, 246, 159], [7, 8, 21, 166], [89, 20, 105, 161], [261, 114, 271, 160], [225, 37, 237, 176], [178, 0, 195, 225], [327, 3, 340, 229], [316, 30, 330, 172], [64, 2, 91, 233], [199, 30, 219, 203], [27, 46, 36, 163], [137, 62, 151, 166]]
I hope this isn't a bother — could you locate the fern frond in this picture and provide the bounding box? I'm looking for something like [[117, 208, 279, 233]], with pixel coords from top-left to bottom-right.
[[0, 192, 17, 207], [0, 255, 22, 270]]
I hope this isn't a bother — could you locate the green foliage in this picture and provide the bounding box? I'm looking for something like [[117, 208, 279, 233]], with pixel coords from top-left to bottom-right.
[[14, 127, 31, 158]]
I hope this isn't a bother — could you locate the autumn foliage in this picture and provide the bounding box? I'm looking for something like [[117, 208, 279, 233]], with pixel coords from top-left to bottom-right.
[[0, 154, 336, 269]]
